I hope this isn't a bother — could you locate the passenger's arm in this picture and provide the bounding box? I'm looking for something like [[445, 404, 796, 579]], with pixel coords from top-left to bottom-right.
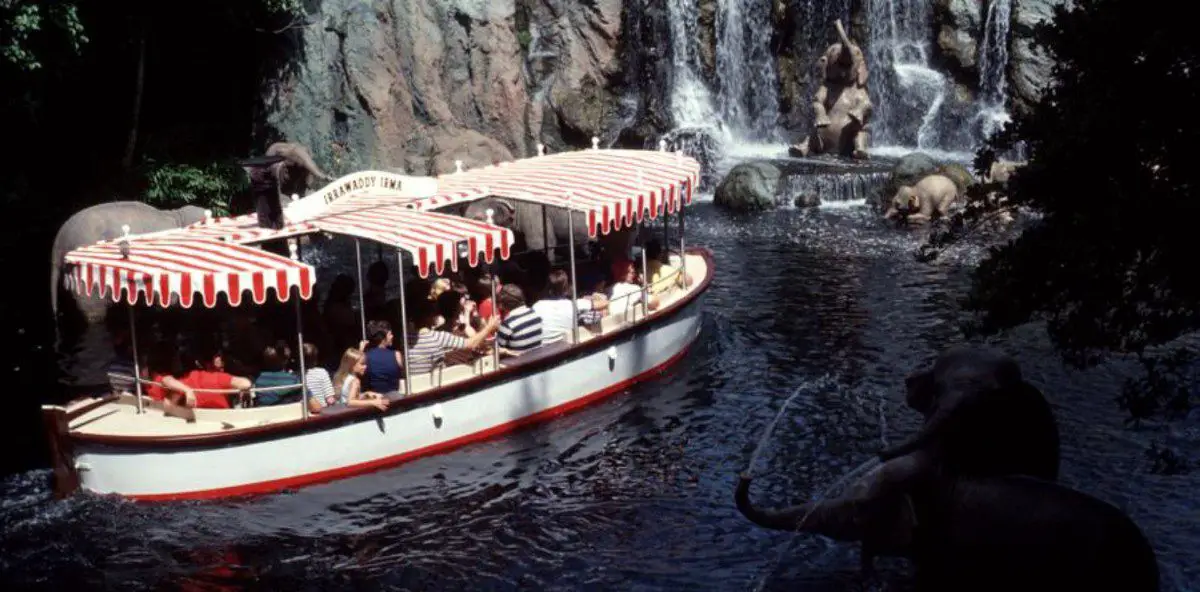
[[346, 377, 362, 400], [160, 375, 196, 407], [230, 376, 252, 391], [347, 396, 389, 411], [465, 314, 501, 351]]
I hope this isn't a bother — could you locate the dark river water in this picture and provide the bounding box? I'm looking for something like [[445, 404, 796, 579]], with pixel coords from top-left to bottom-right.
[[3, 199, 1198, 590]]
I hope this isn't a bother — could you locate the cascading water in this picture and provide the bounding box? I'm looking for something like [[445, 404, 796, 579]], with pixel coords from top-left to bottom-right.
[[865, 0, 952, 153], [714, 0, 781, 142], [667, 0, 719, 131], [977, 0, 1013, 140]]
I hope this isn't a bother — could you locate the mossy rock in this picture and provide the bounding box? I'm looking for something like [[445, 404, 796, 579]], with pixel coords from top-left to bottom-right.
[[715, 162, 782, 212], [937, 162, 977, 194]]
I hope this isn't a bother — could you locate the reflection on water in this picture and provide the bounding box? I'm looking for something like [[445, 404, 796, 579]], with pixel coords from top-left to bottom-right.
[[3, 203, 1198, 590]]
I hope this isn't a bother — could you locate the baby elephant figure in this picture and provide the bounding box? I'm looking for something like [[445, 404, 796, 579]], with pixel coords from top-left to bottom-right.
[[884, 173, 958, 224]]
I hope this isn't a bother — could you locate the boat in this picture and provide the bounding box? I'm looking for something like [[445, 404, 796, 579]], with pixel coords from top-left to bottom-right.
[[42, 145, 712, 501]]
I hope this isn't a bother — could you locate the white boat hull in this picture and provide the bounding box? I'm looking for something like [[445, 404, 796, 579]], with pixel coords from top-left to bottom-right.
[[71, 296, 704, 500]]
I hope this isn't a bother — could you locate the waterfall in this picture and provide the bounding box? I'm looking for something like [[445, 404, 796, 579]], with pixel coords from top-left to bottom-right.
[[977, 0, 1013, 139], [865, 0, 951, 152], [667, 0, 719, 130], [714, 0, 780, 142]]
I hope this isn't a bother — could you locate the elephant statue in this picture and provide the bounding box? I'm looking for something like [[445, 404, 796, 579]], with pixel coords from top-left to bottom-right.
[[51, 202, 208, 334], [883, 173, 959, 224], [459, 197, 635, 263], [788, 20, 872, 159], [735, 469, 1159, 590], [242, 141, 334, 229]]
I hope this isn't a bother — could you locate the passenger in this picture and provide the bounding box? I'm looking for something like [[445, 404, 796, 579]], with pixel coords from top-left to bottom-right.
[[332, 348, 389, 411], [435, 289, 480, 365], [363, 260, 390, 320], [643, 239, 687, 294], [179, 341, 253, 409], [223, 311, 269, 377], [301, 342, 336, 414], [323, 273, 359, 357], [361, 319, 404, 393], [406, 297, 501, 374], [496, 284, 543, 355], [531, 269, 607, 343], [144, 344, 195, 407], [472, 274, 500, 322], [429, 278, 452, 302], [608, 259, 660, 316], [253, 344, 302, 406]]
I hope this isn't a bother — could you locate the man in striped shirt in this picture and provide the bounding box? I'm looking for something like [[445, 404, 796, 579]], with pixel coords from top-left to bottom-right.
[[496, 284, 543, 354]]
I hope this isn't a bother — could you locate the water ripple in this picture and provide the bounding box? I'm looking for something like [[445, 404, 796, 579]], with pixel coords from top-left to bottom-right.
[[2, 204, 1197, 590]]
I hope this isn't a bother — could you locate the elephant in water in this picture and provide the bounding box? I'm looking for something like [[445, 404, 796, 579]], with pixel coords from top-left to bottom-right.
[[735, 347, 1157, 590], [789, 19, 872, 159], [735, 468, 1159, 591], [883, 173, 959, 224], [51, 202, 208, 334], [738, 347, 1066, 571], [242, 141, 334, 229], [878, 345, 1060, 483]]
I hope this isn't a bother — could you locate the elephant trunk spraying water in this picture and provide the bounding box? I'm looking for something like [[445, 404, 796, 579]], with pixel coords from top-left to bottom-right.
[[733, 347, 1156, 589]]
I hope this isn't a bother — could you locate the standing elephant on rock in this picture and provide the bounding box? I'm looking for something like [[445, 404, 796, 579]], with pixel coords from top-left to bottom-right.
[[51, 202, 208, 335], [789, 20, 872, 159], [883, 173, 959, 224], [242, 141, 334, 229]]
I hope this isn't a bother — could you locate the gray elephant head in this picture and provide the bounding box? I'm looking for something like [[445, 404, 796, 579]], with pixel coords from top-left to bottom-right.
[[265, 141, 334, 198], [880, 345, 1060, 482], [819, 20, 868, 88], [462, 197, 517, 228]]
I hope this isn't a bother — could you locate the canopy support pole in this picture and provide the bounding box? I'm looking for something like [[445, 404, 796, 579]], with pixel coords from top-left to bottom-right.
[[129, 307, 144, 415], [542, 204, 550, 260], [640, 244, 650, 319], [567, 198, 579, 344], [289, 241, 310, 420], [396, 252, 413, 398], [355, 239, 367, 342], [486, 208, 501, 369], [679, 181, 687, 271]]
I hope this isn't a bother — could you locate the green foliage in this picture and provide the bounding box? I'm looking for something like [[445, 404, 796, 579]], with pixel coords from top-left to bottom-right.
[[142, 162, 247, 217], [1, 1, 87, 71], [517, 30, 533, 52], [921, 0, 1200, 421]]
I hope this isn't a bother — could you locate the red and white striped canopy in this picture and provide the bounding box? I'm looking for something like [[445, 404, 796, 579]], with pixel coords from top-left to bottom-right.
[[64, 238, 315, 308], [418, 148, 701, 237], [309, 207, 512, 277]]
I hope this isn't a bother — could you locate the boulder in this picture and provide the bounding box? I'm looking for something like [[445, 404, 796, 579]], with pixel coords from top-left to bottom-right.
[[714, 162, 782, 212], [933, 0, 984, 86], [890, 152, 940, 189], [794, 193, 821, 208], [937, 162, 977, 193], [1010, 0, 1076, 114]]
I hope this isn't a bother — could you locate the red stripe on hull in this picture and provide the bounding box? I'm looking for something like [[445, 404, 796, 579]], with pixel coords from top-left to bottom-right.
[[125, 342, 695, 502]]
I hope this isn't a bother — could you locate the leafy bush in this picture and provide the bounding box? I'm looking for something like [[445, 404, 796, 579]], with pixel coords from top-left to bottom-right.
[[142, 162, 247, 217]]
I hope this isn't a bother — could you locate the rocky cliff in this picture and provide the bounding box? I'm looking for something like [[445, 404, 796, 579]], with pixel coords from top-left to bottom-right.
[[263, 0, 633, 176], [262, 0, 1074, 171]]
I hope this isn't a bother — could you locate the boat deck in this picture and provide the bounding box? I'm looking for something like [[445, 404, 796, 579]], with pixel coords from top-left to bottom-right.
[[64, 252, 709, 439]]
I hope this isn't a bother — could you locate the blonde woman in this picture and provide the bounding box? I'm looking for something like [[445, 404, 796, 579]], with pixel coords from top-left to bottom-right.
[[332, 349, 390, 412]]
